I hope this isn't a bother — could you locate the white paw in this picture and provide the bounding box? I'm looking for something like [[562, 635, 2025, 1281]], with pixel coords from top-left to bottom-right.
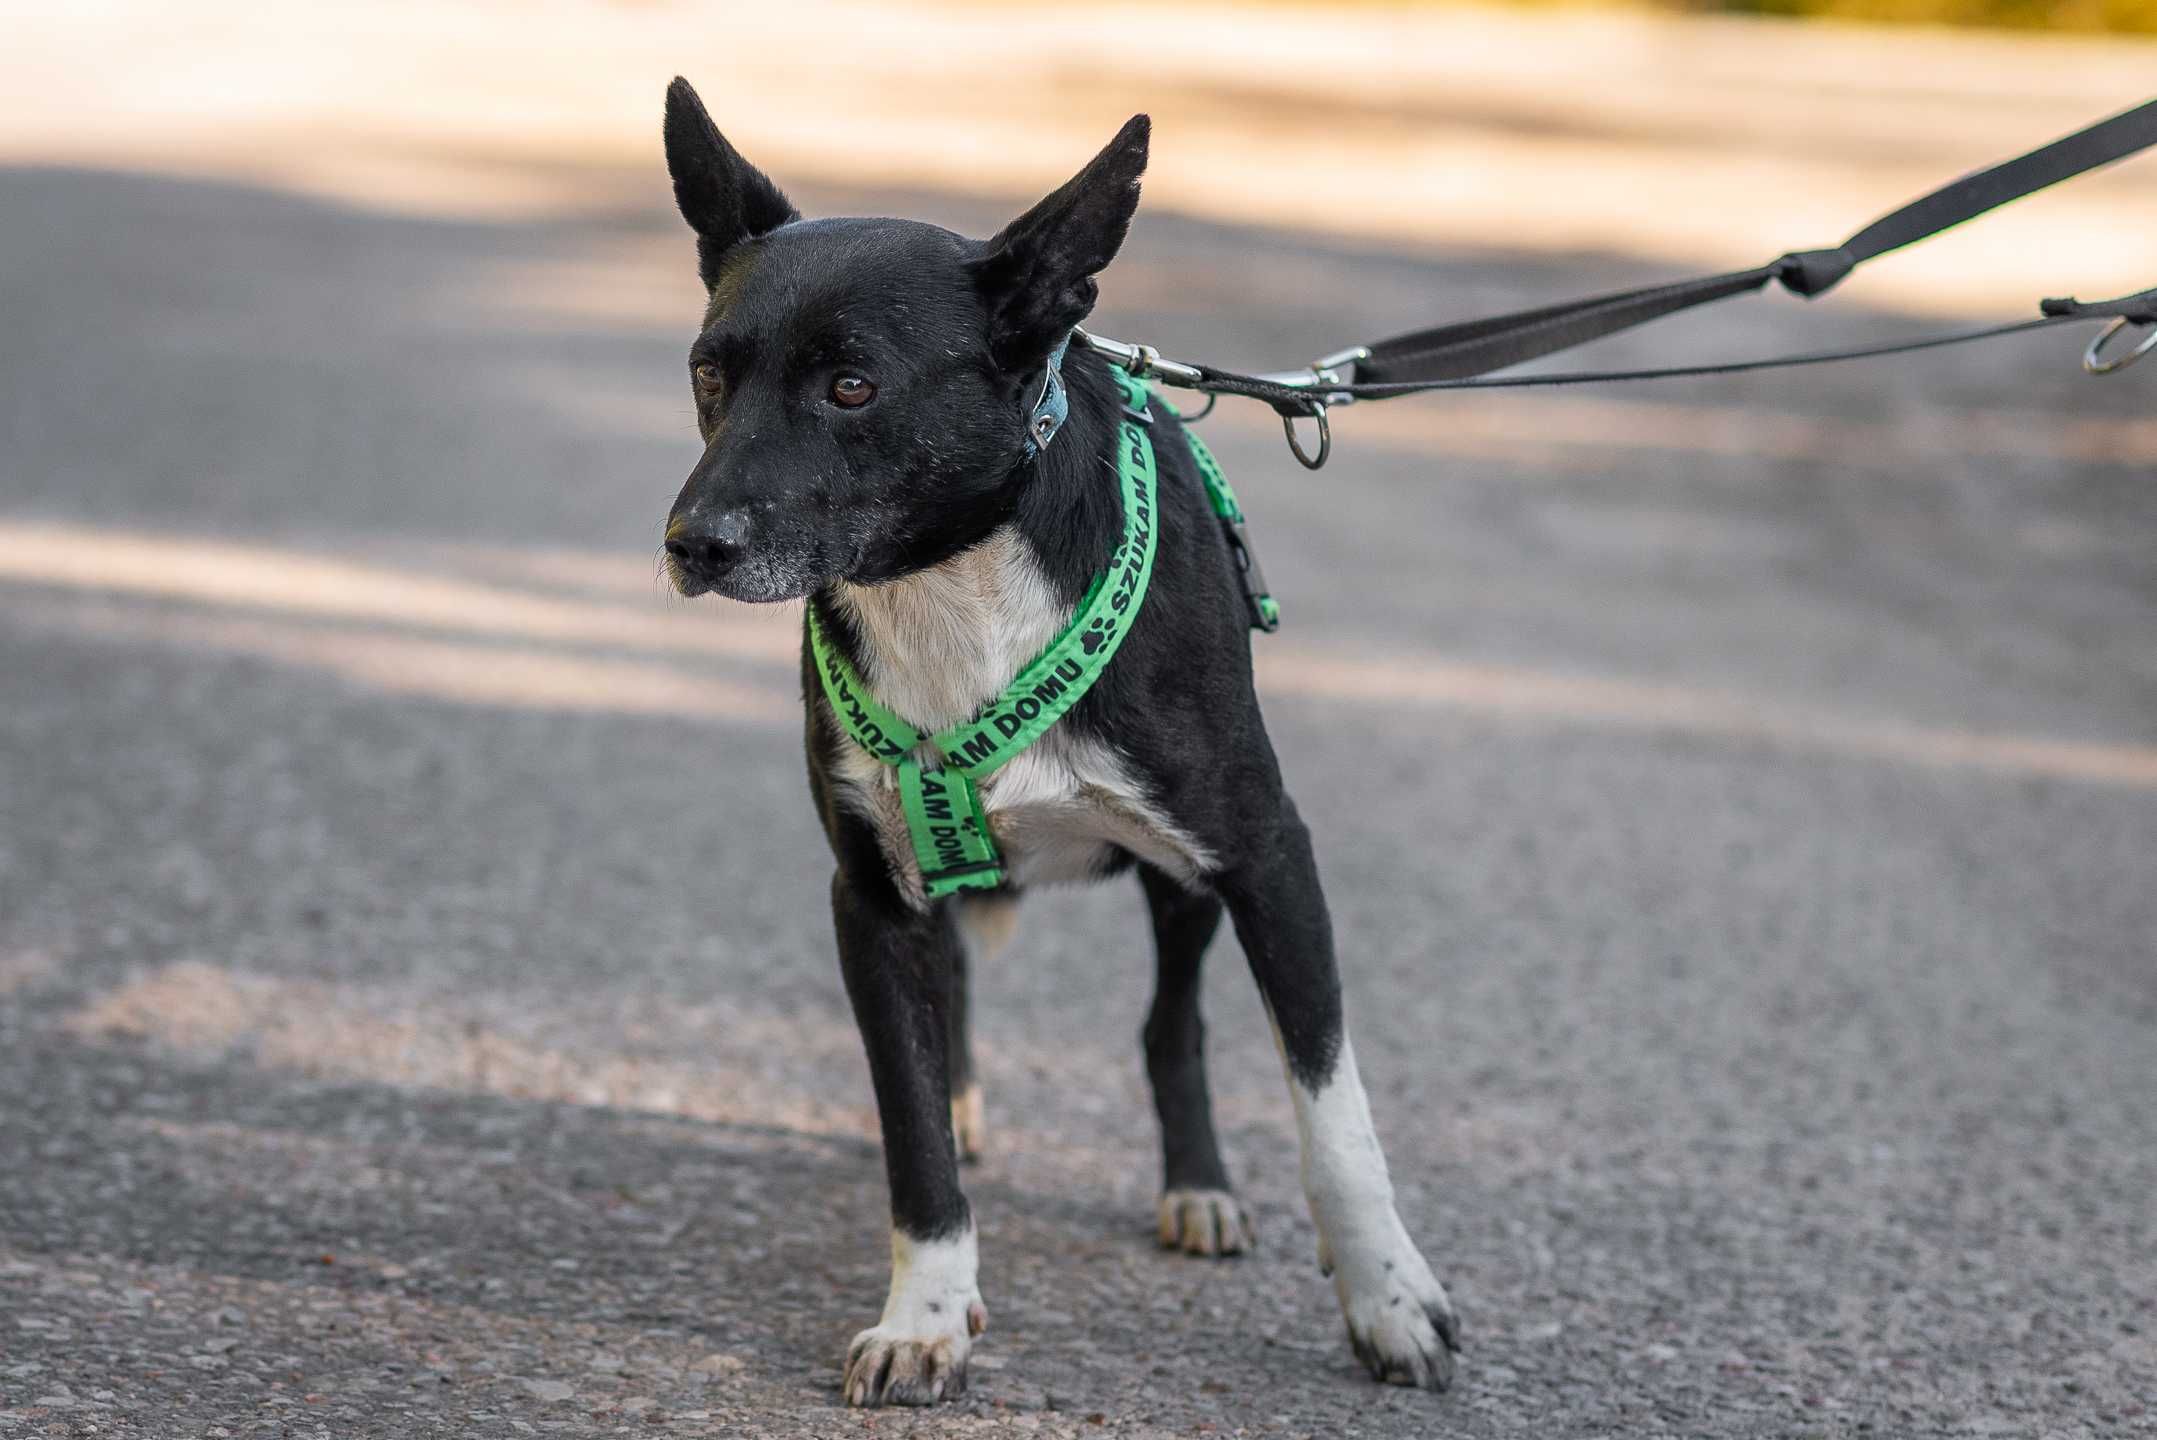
[[845, 1229, 986, 1408], [1157, 1188, 1254, 1257], [842, 1299, 986, 1407], [951, 1082, 986, 1164], [1337, 1244, 1460, 1391]]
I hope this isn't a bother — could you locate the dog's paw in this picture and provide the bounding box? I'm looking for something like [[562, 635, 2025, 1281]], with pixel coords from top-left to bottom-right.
[[1340, 1249, 1461, 1391], [951, 1082, 987, 1164], [843, 1300, 987, 1408], [1157, 1188, 1254, 1257]]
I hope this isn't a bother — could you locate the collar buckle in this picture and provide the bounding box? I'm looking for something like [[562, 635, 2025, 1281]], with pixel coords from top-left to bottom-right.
[[1022, 334, 1073, 457]]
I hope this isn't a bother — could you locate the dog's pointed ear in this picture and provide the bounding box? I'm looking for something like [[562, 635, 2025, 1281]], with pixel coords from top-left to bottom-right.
[[971, 115, 1149, 370], [664, 77, 799, 287]]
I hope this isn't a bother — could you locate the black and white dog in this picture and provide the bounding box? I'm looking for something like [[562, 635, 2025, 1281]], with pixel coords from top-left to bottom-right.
[[658, 77, 1459, 1407]]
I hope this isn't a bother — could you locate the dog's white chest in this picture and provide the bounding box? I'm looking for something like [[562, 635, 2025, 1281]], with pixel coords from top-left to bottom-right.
[[829, 726, 1202, 895], [826, 529, 1211, 902]]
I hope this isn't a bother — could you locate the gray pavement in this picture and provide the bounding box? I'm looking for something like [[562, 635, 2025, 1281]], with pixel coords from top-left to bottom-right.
[[1, 162, 2154, 1438]]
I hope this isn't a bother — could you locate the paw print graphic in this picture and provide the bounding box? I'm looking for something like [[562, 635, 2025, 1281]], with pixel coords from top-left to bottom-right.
[[1080, 616, 1118, 656]]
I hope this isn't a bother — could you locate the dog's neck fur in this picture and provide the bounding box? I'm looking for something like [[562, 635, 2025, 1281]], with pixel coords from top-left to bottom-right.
[[835, 527, 1068, 735], [829, 355, 1125, 734]]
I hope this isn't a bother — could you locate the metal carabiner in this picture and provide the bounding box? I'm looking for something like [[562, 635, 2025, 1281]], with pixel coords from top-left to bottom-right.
[[1070, 328, 1207, 387], [2084, 316, 2157, 375], [1282, 403, 1330, 470], [1254, 345, 1369, 410]]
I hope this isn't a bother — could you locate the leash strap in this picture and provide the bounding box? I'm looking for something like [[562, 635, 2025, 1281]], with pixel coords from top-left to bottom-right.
[[2041, 284, 2157, 324], [808, 369, 1161, 898], [1354, 97, 2157, 388]]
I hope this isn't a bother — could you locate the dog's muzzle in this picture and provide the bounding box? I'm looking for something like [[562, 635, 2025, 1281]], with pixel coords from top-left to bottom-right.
[[664, 508, 754, 591]]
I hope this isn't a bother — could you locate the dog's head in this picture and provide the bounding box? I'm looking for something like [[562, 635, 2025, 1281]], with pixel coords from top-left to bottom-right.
[[658, 78, 1149, 602]]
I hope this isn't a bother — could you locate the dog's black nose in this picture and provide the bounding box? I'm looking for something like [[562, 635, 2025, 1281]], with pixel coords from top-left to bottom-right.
[[665, 510, 752, 577]]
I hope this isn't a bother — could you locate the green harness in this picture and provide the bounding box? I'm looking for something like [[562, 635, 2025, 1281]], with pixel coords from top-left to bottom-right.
[[807, 368, 1270, 899]]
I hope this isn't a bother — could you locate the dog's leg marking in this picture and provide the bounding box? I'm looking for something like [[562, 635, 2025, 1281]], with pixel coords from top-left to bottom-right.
[[949, 1079, 987, 1166], [844, 1225, 988, 1408], [831, 874, 983, 1407], [1279, 1033, 1458, 1387], [1216, 804, 1460, 1388], [1139, 864, 1253, 1257], [949, 894, 1019, 1163]]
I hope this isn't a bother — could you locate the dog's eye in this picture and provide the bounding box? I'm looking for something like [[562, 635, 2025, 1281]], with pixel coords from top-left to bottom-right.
[[829, 374, 876, 409], [692, 362, 720, 391]]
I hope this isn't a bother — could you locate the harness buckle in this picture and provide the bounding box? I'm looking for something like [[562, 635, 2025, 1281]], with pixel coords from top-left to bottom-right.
[[921, 858, 1006, 898], [1110, 368, 1155, 424], [1222, 517, 1281, 632]]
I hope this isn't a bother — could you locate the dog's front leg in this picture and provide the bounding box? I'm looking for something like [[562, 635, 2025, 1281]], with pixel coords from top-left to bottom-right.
[[1215, 801, 1463, 1390], [831, 870, 985, 1407]]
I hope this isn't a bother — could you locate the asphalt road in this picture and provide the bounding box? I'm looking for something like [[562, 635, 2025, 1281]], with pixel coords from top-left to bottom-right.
[[2, 161, 2154, 1439]]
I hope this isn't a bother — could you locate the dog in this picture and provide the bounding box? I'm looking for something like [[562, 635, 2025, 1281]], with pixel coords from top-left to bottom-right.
[[658, 76, 1460, 1407]]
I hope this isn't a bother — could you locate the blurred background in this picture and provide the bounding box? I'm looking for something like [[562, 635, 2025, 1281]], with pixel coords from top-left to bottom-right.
[[1, 3, 2153, 1437]]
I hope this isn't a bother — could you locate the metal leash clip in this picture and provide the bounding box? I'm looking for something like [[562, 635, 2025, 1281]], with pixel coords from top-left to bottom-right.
[[2083, 316, 2157, 376], [1072, 329, 1207, 388], [1072, 329, 1220, 422], [1075, 330, 1369, 469], [1251, 346, 1369, 470]]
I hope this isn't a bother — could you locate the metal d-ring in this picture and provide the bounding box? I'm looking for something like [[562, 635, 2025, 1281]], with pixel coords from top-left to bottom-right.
[[1282, 403, 1331, 470], [2084, 316, 2157, 375]]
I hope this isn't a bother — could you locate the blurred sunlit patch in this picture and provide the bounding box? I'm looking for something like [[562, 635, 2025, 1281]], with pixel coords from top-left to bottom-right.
[[17, 596, 793, 725], [0, 521, 799, 664], [60, 960, 1187, 1185], [424, 543, 706, 602], [443, 245, 706, 331], [1255, 650, 2157, 788], [66, 961, 876, 1142], [6, 519, 2154, 788], [485, 364, 699, 446], [0, 951, 60, 997], [4, 0, 2153, 313], [1083, 253, 1292, 317]]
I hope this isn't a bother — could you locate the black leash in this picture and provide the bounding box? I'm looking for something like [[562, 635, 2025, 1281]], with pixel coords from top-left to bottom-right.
[[1078, 96, 2157, 469]]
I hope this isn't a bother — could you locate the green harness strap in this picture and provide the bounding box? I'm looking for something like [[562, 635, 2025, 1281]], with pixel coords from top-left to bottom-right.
[[808, 372, 1284, 898], [808, 370, 1161, 898], [1181, 426, 1280, 632]]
